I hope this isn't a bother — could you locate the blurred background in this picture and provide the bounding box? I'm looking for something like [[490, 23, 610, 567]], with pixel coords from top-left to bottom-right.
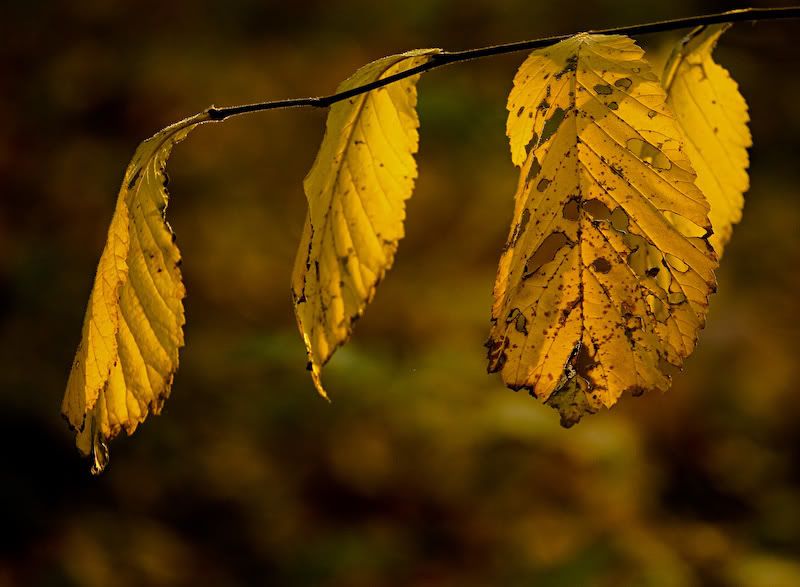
[[2, 0, 800, 585]]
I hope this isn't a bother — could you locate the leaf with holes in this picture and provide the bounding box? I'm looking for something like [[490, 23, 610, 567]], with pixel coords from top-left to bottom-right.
[[62, 112, 211, 474], [292, 48, 440, 398], [663, 24, 751, 256], [488, 33, 718, 426]]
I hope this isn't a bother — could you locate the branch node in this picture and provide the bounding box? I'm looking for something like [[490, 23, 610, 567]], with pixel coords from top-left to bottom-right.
[[206, 106, 225, 121]]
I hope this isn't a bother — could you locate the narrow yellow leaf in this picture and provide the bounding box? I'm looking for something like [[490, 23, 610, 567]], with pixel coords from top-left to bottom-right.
[[663, 24, 751, 256], [292, 49, 440, 397], [62, 112, 211, 474], [491, 34, 718, 426]]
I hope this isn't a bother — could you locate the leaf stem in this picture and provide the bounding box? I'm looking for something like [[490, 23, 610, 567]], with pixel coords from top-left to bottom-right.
[[208, 7, 800, 121]]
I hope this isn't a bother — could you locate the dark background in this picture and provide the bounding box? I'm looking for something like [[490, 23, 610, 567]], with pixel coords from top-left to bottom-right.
[[2, 0, 800, 585]]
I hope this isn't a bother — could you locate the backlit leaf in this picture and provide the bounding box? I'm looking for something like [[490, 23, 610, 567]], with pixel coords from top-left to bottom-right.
[[663, 24, 751, 256], [490, 34, 718, 426], [292, 49, 440, 398], [62, 112, 211, 474]]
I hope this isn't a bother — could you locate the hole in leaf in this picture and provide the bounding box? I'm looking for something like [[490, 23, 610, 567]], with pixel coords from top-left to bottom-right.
[[646, 294, 670, 322], [562, 198, 580, 221], [610, 207, 629, 232], [540, 107, 566, 144], [665, 253, 689, 273], [626, 138, 672, 170], [524, 232, 570, 277], [583, 198, 611, 221], [506, 308, 529, 334]]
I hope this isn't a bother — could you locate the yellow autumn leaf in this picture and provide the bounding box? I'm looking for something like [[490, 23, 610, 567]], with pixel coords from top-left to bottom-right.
[[292, 48, 440, 397], [62, 112, 211, 474], [490, 33, 718, 426], [663, 24, 751, 256]]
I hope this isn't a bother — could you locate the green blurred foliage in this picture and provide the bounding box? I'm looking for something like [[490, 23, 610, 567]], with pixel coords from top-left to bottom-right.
[[1, 0, 800, 585]]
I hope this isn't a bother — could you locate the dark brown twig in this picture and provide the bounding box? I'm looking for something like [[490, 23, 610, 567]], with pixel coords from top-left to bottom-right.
[[206, 7, 800, 121]]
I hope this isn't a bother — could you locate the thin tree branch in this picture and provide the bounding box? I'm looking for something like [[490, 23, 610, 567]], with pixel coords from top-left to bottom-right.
[[207, 7, 800, 121]]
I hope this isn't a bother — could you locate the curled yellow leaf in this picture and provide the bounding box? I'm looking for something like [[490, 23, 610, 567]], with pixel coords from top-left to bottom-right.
[[62, 112, 211, 474], [663, 24, 752, 256], [292, 49, 440, 397], [491, 34, 717, 426]]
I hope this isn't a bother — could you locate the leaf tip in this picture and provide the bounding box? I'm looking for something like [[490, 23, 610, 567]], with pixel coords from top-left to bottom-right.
[[75, 411, 109, 475], [308, 360, 331, 402]]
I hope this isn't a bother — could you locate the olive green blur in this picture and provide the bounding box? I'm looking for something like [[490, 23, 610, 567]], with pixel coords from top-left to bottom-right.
[[1, 0, 800, 585]]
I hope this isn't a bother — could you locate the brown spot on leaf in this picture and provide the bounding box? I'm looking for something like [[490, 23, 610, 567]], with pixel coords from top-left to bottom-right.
[[554, 55, 578, 79], [590, 257, 612, 273], [614, 77, 632, 90]]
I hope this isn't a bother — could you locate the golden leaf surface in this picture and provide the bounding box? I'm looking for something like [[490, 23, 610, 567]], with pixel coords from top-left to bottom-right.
[[663, 24, 751, 256], [62, 112, 211, 474], [490, 34, 718, 426], [292, 49, 440, 397]]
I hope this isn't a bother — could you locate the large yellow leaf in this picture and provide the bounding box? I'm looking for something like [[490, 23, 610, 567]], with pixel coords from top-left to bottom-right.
[[62, 112, 211, 474], [663, 24, 751, 256], [292, 49, 440, 397], [489, 34, 718, 426]]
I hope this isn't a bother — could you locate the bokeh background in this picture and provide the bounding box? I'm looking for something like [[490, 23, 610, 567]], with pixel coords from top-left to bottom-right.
[[2, 0, 800, 585]]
